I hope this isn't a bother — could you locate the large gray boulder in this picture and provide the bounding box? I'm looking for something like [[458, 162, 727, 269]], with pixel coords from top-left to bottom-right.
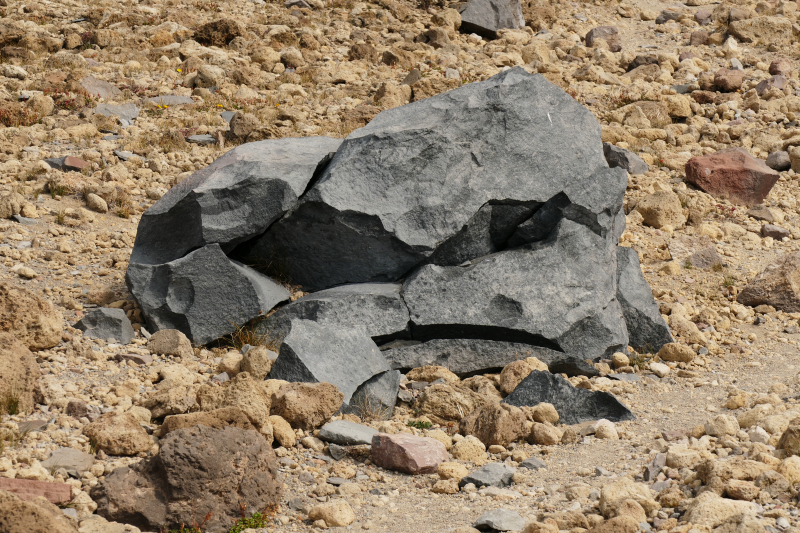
[[258, 283, 410, 344], [268, 320, 390, 404], [381, 339, 597, 376], [503, 370, 634, 425], [616, 247, 673, 352], [240, 67, 627, 291], [126, 244, 289, 345], [130, 136, 341, 265], [458, 0, 525, 40], [403, 219, 628, 362]]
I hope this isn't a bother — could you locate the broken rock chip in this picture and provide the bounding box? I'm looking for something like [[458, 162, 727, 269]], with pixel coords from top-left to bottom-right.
[[502, 371, 634, 425], [319, 420, 378, 446], [685, 147, 779, 206], [371, 433, 449, 474], [74, 307, 134, 345], [457, 0, 524, 40], [127, 243, 289, 345], [268, 319, 390, 405]]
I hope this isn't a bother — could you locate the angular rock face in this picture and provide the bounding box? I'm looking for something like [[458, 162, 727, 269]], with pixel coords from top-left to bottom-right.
[[403, 219, 628, 361], [130, 137, 342, 266], [344, 369, 401, 419], [503, 371, 634, 425], [0, 282, 63, 351], [0, 332, 41, 415], [685, 147, 779, 206], [371, 433, 449, 474], [457, 0, 525, 40], [92, 426, 281, 533], [268, 320, 389, 404], [74, 308, 134, 345], [615, 247, 673, 352], [737, 252, 800, 312], [127, 244, 289, 345], [240, 68, 627, 291]]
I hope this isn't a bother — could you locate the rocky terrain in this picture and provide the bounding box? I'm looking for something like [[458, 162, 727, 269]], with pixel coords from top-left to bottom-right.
[[4, 0, 800, 531]]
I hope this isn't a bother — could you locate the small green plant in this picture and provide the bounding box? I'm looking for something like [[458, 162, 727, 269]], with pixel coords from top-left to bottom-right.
[[225, 319, 282, 352], [683, 258, 693, 270], [407, 420, 433, 430], [88, 437, 98, 456], [228, 510, 272, 533], [0, 427, 28, 454], [49, 182, 69, 198], [55, 209, 66, 225], [629, 352, 651, 370], [712, 262, 724, 272], [722, 273, 736, 288], [1, 383, 21, 416]]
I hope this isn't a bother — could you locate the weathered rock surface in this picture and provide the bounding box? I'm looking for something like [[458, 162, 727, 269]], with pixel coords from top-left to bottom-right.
[[270, 381, 344, 430], [92, 426, 281, 533], [371, 432, 449, 474], [0, 490, 79, 533], [319, 420, 378, 445], [156, 407, 255, 437], [737, 253, 800, 312], [0, 282, 63, 350], [127, 244, 289, 345], [74, 308, 134, 344], [457, 0, 524, 40], [130, 136, 342, 265], [603, 143, 649, 175], [459, 402, 528, 447], [268, 319, 389, 404], [615, 247, 673, 352], [459, 462, 516, 488], [685, 147, 780, 206], [0, 332, 41, 414], [82, 412, 152, 456], [343, 369, 401, 419], [502, 371, 634, 425]]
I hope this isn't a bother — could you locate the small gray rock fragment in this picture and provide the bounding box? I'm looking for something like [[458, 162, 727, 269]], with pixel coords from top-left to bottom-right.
[[74, 308, 134, 344], [766, 151, 791, 171], [41, 448, 95, 477], [459, 463, 516, 489], [95, 103, 140, 122], [603, 143, 649, 175], [319, 420, 378, 445], [519, 457, 547, 470], [473, 509, 526, 531], [457, 0, 524, 39]]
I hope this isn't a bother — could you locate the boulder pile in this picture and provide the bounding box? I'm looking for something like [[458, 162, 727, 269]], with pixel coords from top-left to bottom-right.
[[128, 68, 671, 405]]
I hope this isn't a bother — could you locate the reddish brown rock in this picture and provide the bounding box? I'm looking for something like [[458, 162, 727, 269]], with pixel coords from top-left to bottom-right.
[[685, 147, 779, 206], [371, 433, 449, 474], [0, 478, 71, 504], [714, 69, 745, 92], [584, 26, 621, 52], [690, 31, 708, 46], [770, 59, 791, 76]]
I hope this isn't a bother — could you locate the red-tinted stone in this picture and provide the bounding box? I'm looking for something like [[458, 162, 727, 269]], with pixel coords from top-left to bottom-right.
[[63, 156, 89, 171], [0, 478, 72, 504], [755, 75, 787, 97], [584, 26, 621, 52], [371, 433, 448, 475], [692, 91, 716, 104], [770, 59, 791, 76], [685, 147, 779, 206], [714, 68, 745, 92], [689, 31, 708, 46], [694, 8, 712, 25]]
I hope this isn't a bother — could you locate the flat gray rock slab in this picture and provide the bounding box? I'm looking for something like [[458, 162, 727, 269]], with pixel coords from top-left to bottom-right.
[[603, 143, 649, 175], [502, 371, 634, 425], [81, 75, 120, 99], [74, 308, 134, 344], [473, 509, 526, 531], [42, 448, 95, 477], [519, 457, 547, 470], [127, 243, 289, 345], [459, 463, 515, 489], [458, 0, 524, 40], [258, 283, 409, 344], [403, 220, 629, 363], [95, 103, 139, 122], [344, 370, 401, 419], [319, 420, 378, 445], [268, 319, 390, 404], [131, 136, 342, 265], [146, 95, 195, 106], [616, 246, 673, 352], [381, 339, 598, 377], [244, 67, 627, 291]]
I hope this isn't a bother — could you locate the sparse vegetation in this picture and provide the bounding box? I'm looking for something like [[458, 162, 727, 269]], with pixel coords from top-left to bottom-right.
[[407, 420, 432, 430], [349, 391, 392, 422]]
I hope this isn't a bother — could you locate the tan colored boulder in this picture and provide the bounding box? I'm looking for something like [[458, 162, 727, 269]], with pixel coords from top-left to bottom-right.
[[459, 402, 527, 447], [82, 412, 152, 456], [196, 372, 272, 430], [415, 383, 486, 425], [0, 193, 25, 219], [0, 333, 41, 415], [270, 381, 343, 430], [406, 365, 460, 384], [728, 16, 792, 46], [308, 500, 355, 527], [527, 402, 559, 424], [216, 350, 243, 377], [599, 477, 659, 518], [241, 346, 276, 380], [156, 407, 255, 437], [146, 329, 193, 359], [657, 343, 694, 362], [450, 435, 487, 465], [586, 516, 640, 533], [704, 414, 740, 437], [269, 415, 296, 447], [777, 455, 800, 484], [0, 490, 79, 533], [636, 191, 686, 229], [683, 491, 758, 528], [499, 360, 534, 394], [0, 283, 62, 351], [437, 461, 469, 481], [724, 479, 759, 501], [529, 423, 562, 445], [778, 425, 800, 456]]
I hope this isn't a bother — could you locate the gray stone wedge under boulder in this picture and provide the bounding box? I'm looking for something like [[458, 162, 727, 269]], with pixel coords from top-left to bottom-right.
[[74, 308, 134, 344], [616, 246, 673, 352], [126, 244, 290, 345], [257, 283, 410, 344], [130, 136, 342, 266], [344, 370, 402, 419], [268, 319, 390, 404], [502, 370, 634, 425], [239, 67, 627, 292], [457, 0, 525, 40]]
